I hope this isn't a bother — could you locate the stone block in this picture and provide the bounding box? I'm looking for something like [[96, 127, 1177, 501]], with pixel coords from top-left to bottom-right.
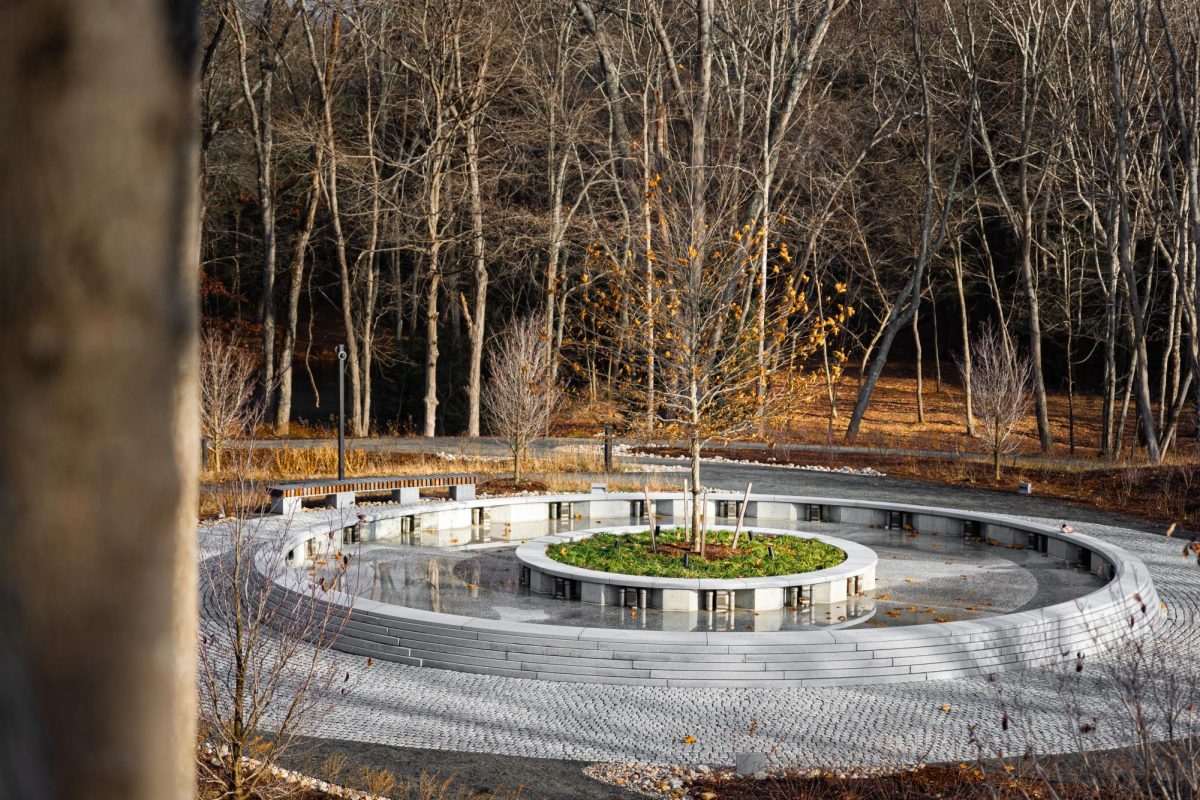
[[655, 499, 686, 519], [587, 499, 634, 519], [736, 753, 770, 777], [912, 513, 958, 535], [660, 588, 699, 612], [811, 579, 847, 604], [449, 483, 475, 500], [747, 501, 798, 521], [837, 506, 887, 526], [391, 487, 420, 505], [582, 581, 619, 606], [271, 495, 302, 515], [734, 587, 784, 612]]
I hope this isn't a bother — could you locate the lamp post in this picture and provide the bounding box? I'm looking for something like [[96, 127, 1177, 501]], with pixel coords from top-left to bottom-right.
[[603, 424, 614, 473], [336, 344, 347, 480]]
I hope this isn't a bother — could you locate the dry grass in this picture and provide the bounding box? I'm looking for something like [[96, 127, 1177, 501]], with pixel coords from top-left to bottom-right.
[[199, 445, 676, 517], [203, 446, 609, 484]]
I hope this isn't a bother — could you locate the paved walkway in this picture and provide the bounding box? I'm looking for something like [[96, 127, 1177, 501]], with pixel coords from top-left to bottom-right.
[[199, 462, 1197, 768], [244, 434, 1113, 470]]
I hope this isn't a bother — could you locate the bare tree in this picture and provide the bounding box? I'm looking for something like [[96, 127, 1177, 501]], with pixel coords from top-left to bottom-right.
[[962, 323, 1033, 480], [198, 453, 356, 800], [578, 168, 837, 540], [220, 0, 286, 414], [200, 328, 260, 472], [484, 316, 558, 482]]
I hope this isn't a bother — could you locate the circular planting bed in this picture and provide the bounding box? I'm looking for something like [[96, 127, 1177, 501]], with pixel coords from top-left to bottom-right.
[[548, 527, 847, 578], [517, 525, 875, 612]]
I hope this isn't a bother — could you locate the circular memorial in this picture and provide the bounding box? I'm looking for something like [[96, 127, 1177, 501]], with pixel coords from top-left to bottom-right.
[[259, 490, 1160, 687], [515, 526, 877, 613]]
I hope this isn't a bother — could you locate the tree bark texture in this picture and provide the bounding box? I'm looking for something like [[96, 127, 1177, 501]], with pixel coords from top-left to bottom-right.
[[0, 2, 200, 798]]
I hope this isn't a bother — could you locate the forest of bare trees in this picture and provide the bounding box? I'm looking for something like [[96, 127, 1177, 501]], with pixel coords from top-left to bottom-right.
[[200, 0, 1200, 463]]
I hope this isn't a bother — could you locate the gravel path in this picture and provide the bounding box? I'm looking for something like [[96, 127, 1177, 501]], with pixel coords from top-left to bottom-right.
[[199, 462, 1198, 773]]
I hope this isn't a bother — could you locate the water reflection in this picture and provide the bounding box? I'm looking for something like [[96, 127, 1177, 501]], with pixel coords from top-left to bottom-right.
[[323, 514, 1104, 633]]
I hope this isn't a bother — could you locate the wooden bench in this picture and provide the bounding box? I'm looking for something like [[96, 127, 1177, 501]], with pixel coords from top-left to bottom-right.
[[268, 473, 477, 515]]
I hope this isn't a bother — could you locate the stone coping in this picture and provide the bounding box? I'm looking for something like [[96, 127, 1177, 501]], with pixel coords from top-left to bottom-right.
[[254, 491, 1160, 685], [515, 526, 875, 591]]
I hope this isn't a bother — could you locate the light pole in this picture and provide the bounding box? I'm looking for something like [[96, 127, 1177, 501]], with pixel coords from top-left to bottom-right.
[[336, 344, 347, 480]]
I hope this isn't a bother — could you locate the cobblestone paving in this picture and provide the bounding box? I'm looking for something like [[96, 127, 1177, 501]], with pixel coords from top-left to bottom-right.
[[199, 463, 1200, 768]]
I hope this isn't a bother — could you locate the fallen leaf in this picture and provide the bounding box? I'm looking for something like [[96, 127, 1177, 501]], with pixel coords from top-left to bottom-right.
[[940, 705, 952, 713], [904, 578, 917, 583], [683, 735, 697, 744]]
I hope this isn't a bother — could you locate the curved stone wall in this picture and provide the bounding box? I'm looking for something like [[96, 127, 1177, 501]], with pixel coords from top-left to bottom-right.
[[258, 492, 1161, 687]]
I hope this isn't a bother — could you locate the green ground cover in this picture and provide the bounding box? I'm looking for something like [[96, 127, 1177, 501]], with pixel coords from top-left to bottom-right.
[[546, 527, 846, 579]]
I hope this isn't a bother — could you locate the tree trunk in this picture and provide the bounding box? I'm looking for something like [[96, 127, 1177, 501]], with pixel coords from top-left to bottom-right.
[[424, 256, 441, 438], [228, 0, 279, 413], [1018, 213, 1053, 452], [422, 135, 450, 438], [1100, 235, 1121, 455], [1107, 10, 1162, 463], [301, 9, 362, 437], [689, 436, 702, 546], [274, 162, 321, 433], [0, 2, 199, 798], [465, 123, 488, 437], [953, 241, 974, 435], [913, 301, 925, 423]]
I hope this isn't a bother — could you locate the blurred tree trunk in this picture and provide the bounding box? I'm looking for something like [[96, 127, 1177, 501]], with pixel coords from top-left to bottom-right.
[[0, 2, 199, 799], [274, 159, 321, 434]]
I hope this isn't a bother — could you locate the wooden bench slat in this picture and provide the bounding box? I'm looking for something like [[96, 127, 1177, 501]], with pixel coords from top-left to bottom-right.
[[268, 473, 477, 498]]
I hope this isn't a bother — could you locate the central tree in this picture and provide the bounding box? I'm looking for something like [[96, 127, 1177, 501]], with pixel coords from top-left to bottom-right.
[[578, 168, 845, 542]]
